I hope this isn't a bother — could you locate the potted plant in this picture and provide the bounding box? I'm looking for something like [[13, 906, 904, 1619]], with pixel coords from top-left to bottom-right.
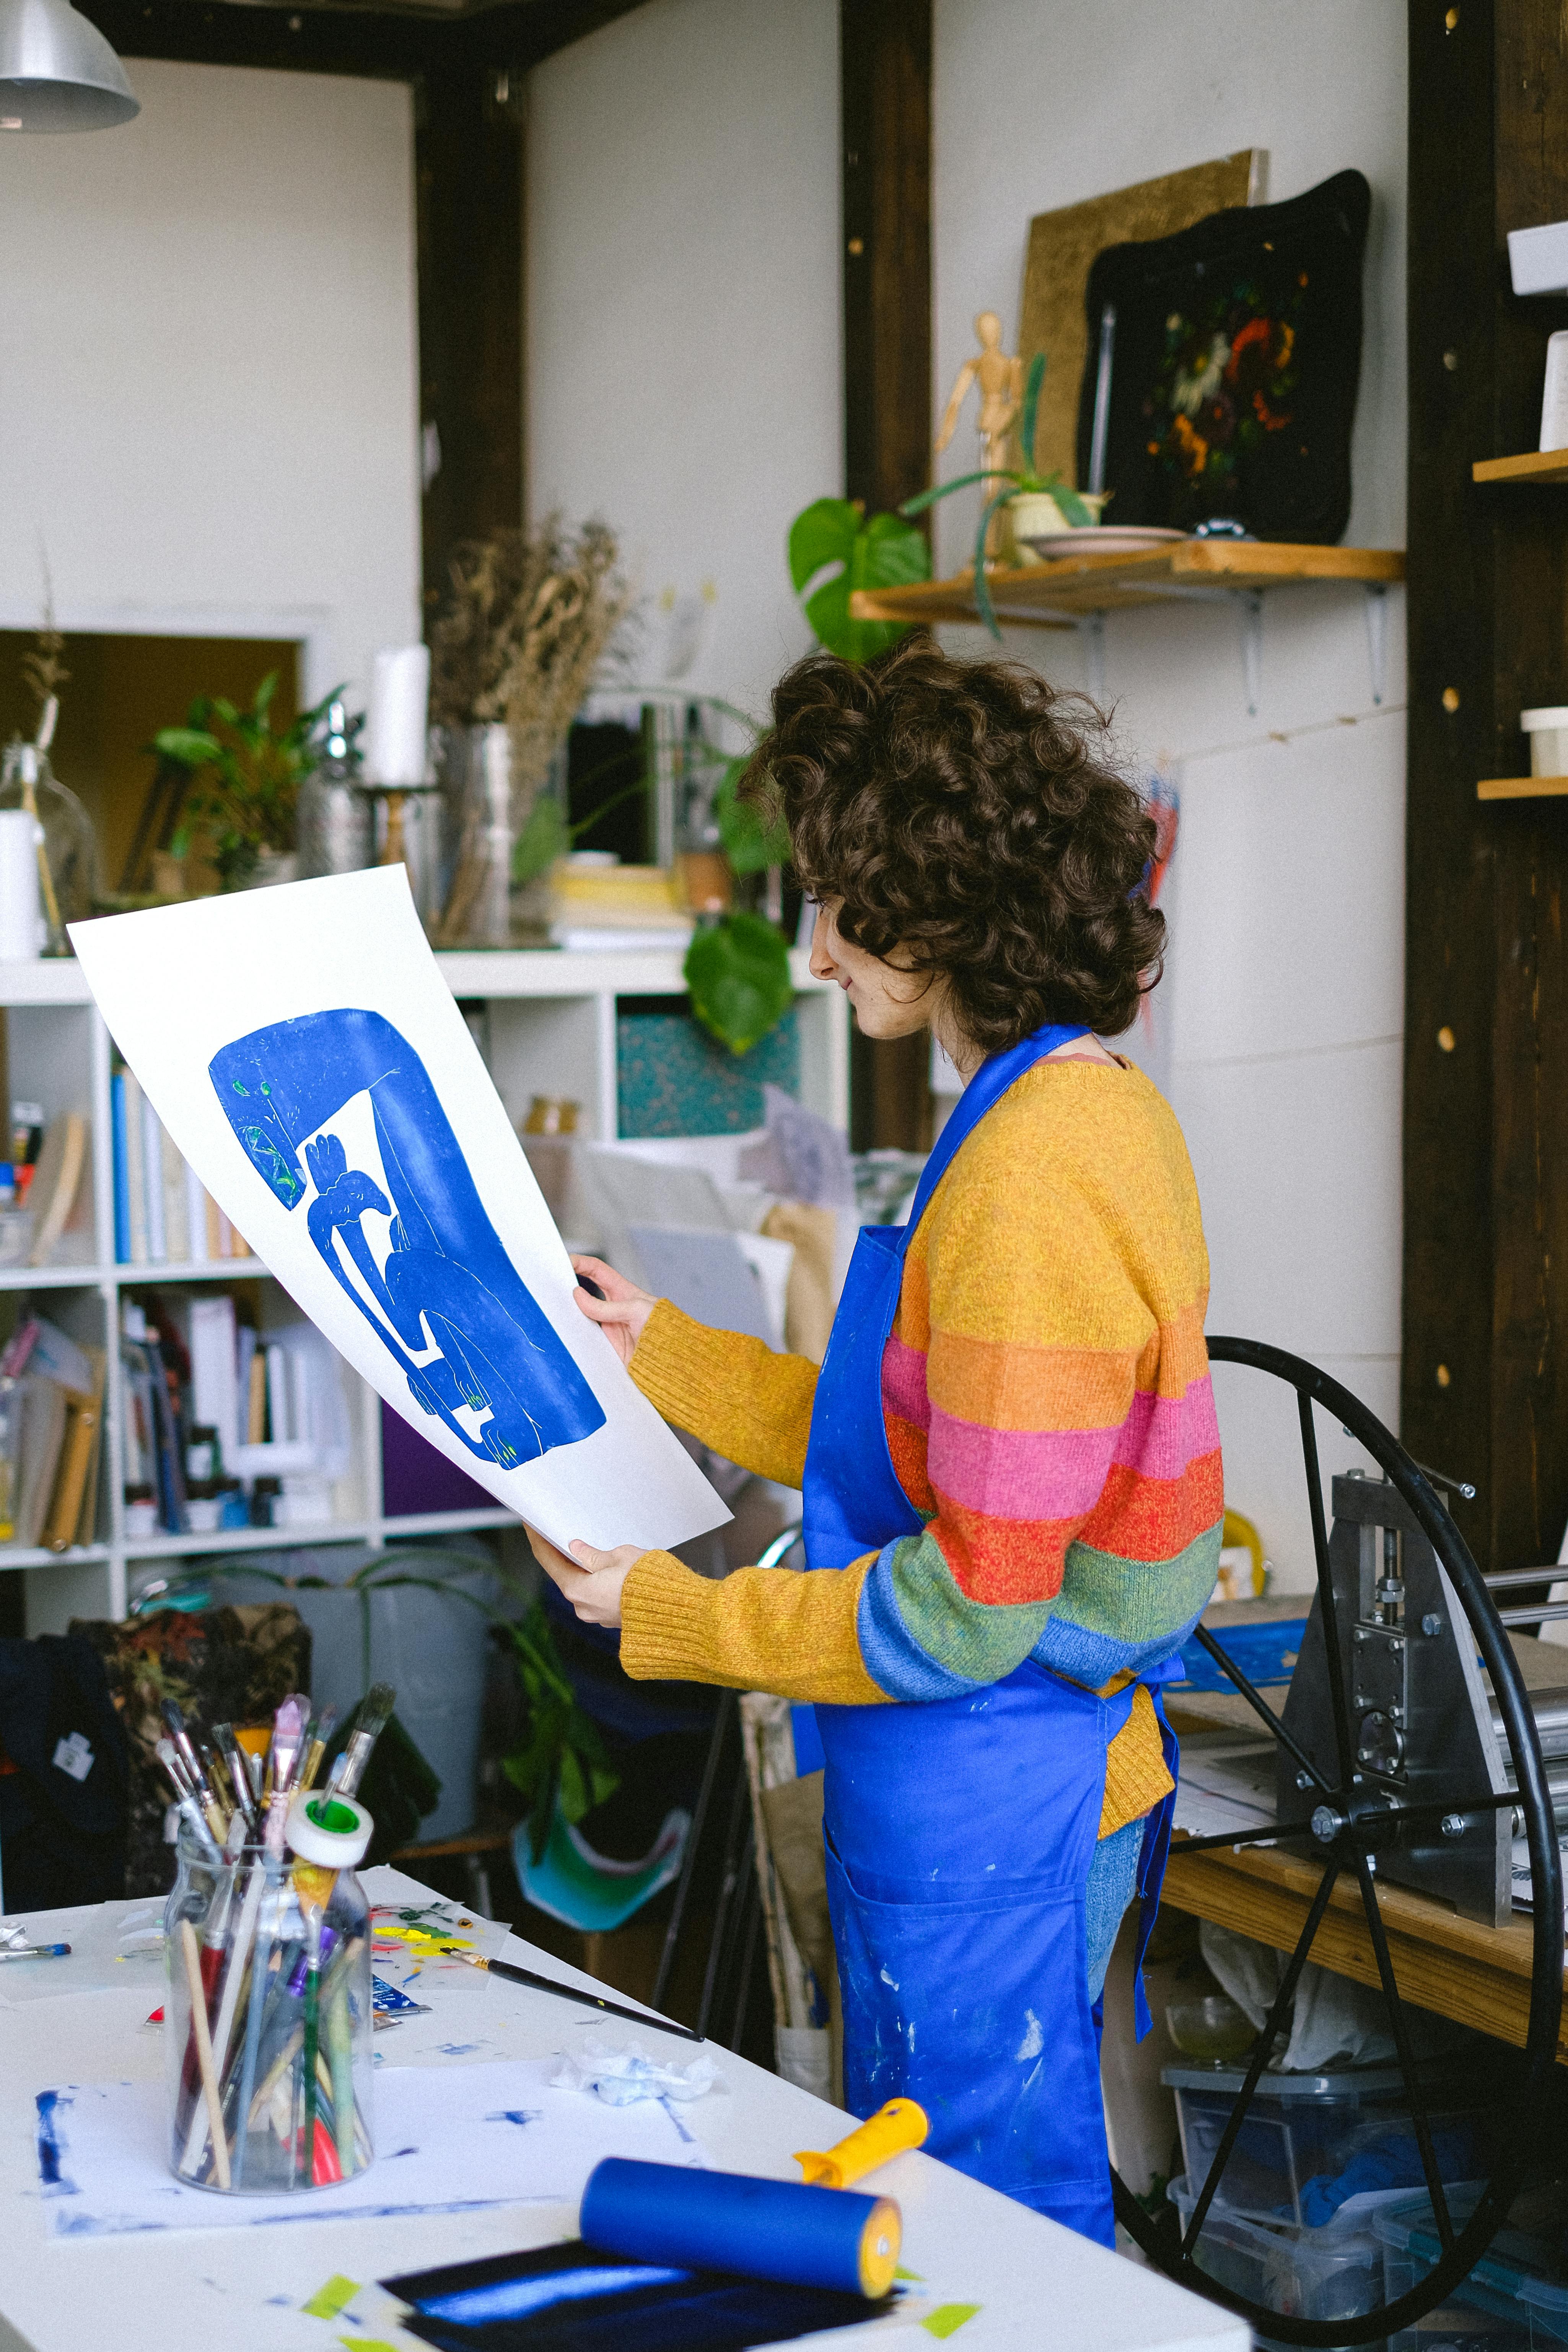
[[152, 673, 341, 893], [428, 518, 631, 946], [901, 353, 1105, 636]]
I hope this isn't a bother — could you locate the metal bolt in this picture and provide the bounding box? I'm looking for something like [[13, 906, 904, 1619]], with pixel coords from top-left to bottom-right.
[[1296, 1771, 1313, 1790], [1354, 1628, 1367, 1643], [1391, 1637, 1405, 1653], [1311, 1805, 1346, 1842], [1357, 1748, 1371, 1762], [1422, 1614, 1444, 1637], [1441, 1813, 1465, 1839], [1366, 1855, 1377, 1876]]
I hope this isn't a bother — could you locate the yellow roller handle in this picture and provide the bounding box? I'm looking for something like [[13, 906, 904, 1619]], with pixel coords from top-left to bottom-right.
[[795, 2097, 929, 2189]]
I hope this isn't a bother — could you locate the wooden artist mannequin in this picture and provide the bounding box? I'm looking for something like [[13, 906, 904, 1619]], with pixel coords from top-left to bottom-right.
[[935, 310, 1024, 559]]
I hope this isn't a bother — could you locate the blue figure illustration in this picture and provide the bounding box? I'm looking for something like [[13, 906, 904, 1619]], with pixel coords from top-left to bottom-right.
[[208, 1008, 604, 1468]]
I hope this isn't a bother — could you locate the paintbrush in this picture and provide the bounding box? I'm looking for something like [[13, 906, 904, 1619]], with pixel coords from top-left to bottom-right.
[[298, 1703, 338, 1794], [212, 1723, 257, 1836], [262, 1695, 307, 1858], [325, 1682, 396, 1800], [460, 1952, 705, 2043]]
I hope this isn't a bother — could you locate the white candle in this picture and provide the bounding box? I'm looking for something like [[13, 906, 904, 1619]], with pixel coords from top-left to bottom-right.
[[366, 644, 431, 786]]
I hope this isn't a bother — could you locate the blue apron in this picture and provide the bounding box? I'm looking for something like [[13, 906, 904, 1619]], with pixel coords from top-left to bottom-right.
[[802, 1023, 1180, 2246]]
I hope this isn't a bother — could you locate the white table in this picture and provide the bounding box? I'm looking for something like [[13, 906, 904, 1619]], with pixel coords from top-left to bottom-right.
[[0, 1868, 1244, 2352]]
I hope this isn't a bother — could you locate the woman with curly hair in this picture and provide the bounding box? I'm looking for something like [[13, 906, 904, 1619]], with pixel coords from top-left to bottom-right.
[[528, 634, 1220, 2243]]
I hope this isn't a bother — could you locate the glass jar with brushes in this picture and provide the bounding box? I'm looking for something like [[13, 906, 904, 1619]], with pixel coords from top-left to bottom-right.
[[158, 1684, 394, 2195]]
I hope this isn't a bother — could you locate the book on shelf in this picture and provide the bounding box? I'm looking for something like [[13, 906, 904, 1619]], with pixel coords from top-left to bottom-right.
[[25, 1112, 88, 1268], [0, 1315, 105, 1552], [121, 1290, 353, 1538], [110, 1068, 254, 1268]]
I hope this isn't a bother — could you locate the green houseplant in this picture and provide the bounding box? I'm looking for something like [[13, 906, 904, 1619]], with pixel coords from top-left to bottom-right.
[[153, 671, 342, 891], [900, 353, 1101, 637], [787, 498, 930, 661]]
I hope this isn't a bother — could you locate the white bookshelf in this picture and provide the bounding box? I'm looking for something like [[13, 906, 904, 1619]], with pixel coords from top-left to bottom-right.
[[1, 947, 848, 1633]]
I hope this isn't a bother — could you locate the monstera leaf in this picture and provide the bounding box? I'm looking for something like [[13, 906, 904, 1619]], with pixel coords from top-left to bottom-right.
[[788, 498, 930, 662], [685, 911, 793, 1056]]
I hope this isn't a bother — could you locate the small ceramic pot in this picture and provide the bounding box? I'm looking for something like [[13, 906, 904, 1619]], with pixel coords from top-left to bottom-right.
[[1009, 490, 1110, 560]]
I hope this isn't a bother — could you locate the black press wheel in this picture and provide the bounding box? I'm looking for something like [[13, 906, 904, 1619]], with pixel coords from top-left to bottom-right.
[[1110, 1335, 1564, 2346]]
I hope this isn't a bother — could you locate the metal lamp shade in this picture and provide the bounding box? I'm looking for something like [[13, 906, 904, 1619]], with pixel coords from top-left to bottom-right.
[[0, 0, 137, 130]]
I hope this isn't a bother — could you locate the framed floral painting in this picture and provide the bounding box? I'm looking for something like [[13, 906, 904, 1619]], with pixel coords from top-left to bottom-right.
[[1074, 169, 1371, 541]]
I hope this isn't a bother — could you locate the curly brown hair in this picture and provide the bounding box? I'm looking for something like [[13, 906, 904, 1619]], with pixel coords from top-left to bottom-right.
[[742, 633, 1165, 1050]]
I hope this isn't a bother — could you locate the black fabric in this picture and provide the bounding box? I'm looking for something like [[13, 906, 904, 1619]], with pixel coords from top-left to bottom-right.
[[0, 1634, 129, 1909]]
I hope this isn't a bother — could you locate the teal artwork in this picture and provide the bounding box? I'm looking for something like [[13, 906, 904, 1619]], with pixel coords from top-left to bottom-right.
[[209, 1008, 605, 1469], [616, 1002, 800, 1138]]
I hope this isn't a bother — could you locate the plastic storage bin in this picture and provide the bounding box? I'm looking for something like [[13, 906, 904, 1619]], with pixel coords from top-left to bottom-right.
[[1376, 2192, 1568, 2351], [1168, 2172, 1392, 2348], [1165, 2062, 1480, 2227]]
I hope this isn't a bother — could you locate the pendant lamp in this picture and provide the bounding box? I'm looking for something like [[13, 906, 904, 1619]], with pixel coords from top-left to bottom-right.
[[0, 0, 138, 131]]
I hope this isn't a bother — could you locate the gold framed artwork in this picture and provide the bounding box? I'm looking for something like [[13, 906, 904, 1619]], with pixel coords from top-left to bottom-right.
[[1019, 150, 1266, 482]]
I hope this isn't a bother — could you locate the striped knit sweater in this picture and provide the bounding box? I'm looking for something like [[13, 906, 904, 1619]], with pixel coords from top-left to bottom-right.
[[620, 1057, 1221, 1837]]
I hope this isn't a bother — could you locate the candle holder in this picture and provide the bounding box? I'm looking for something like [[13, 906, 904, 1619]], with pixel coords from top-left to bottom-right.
[[356, 777, 443, 925]]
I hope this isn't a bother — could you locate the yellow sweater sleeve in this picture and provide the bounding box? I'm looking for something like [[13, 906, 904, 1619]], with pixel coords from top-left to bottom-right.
[[619, 1547, 888, 1704], [628, 1299, 820, 1487]]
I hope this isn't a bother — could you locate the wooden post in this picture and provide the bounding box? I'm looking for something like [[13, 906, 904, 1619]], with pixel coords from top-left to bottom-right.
[[1404, 0, 1568, 1568], [842, 0, 933, 1151], [416, 54, 525, 627]]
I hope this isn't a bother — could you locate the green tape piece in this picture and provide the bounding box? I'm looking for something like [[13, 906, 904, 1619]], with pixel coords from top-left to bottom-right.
[[301, 2275, 361, 2320], [923, 2306, 982, 2340], [896, 2267, 925, 2280], [337, 2339, 401, 2352]]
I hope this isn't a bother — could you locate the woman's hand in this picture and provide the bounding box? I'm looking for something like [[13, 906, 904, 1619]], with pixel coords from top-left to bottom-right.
[[570, 1254, 655, 1367], [525, 1526, 643, 1629]]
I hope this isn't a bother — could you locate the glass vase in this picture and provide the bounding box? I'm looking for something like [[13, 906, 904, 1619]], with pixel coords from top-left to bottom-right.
[[0, 743, 98, 952], [433, 723, 564, 946], [163, 1816, 374, 2194]]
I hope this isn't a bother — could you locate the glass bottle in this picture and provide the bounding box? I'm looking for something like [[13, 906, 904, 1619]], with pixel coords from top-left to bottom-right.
[[295, 701, 371, 879], [0, 741, 98, 951]]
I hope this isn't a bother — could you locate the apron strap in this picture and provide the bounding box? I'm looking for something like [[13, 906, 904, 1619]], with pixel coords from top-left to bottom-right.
[[899, 1018, 1088, 1241]]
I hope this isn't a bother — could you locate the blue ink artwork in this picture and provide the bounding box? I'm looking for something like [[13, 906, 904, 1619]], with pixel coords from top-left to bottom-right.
[[34, 2090, 74, 2192], [208, 1008, 604, 1470]]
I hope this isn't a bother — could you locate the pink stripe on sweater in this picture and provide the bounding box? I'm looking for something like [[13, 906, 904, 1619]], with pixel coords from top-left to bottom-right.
[[926, 1377, 1220, 1521], [881, 1335, 930, 1428]]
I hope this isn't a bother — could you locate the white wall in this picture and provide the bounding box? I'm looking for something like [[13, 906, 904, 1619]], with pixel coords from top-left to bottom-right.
[[932, 0, 1409, 1587], [525, 0, 842, 730], [0, 61, 421, 701]]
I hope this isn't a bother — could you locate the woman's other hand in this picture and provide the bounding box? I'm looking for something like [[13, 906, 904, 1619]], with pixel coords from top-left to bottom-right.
[[525, 1526, 642, 1629], [570, 1254, 655, 1366]]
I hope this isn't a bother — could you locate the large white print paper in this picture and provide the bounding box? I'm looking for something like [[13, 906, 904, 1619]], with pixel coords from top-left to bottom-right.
[[70, 869, 729, 1553]]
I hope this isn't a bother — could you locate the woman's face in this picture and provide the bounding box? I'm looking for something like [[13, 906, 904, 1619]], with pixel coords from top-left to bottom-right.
[[808, 901, 940, 1040]]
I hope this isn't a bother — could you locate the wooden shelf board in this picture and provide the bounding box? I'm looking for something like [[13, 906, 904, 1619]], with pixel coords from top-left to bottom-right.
[[1163, 1836, 1567, 2062], [1478, 775, 1568, 801], [1473, 448, 1568, 486], [849, 540, 1405, 626]]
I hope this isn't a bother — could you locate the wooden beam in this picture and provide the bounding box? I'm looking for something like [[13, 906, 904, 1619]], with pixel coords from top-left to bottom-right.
[[841, 0, 932, 1152], [82, 0, 648, 76], [416, 55, 524, 624], [1402, 0, 1568, 1571]]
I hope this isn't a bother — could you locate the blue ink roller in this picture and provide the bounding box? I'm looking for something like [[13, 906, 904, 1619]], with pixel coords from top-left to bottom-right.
[[579, 2158, 900, 2298]]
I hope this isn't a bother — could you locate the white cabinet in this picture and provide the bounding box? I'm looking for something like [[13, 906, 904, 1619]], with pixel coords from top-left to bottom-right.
[[0, 948, 847, 1632]]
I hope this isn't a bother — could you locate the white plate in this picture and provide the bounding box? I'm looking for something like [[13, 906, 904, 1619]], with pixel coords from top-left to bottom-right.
[[1019, 526, 1190, 560]]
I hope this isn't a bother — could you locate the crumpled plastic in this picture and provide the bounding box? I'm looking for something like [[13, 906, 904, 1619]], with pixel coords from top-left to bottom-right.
[[550, 2037, 725, 2106]]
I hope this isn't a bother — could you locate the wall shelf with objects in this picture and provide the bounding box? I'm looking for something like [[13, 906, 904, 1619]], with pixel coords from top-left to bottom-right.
[[849, 540, 1407, 713], [0, 946, 847, 1635]]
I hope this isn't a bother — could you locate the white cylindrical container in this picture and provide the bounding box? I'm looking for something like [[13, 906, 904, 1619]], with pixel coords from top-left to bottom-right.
[[0, 811, 44, 960], [366, 645, 431, 786], [1521, 705, 1568, 777], [1542, 331, 1568, 452]]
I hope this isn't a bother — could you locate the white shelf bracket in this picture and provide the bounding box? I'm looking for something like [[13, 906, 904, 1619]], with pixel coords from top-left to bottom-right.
[[1364, 582, 1389, 707], [1078, 611, 1107, 702], [1238, 588, 1264, 717]]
